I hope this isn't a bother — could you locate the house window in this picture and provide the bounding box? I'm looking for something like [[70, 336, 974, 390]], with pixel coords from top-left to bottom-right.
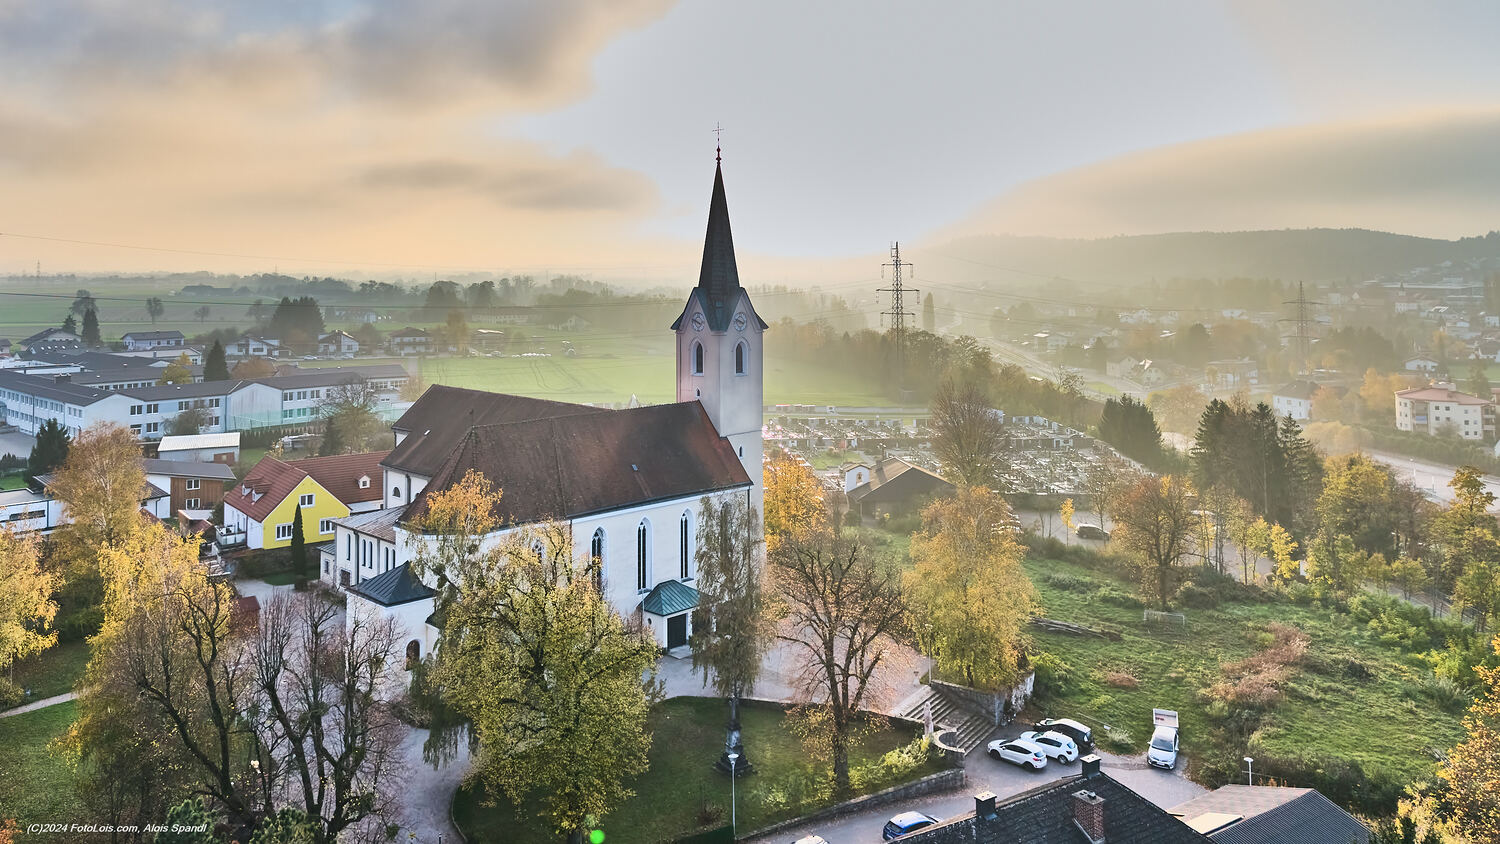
[[299, 493, 314, 507], [185, 498, 200, 509], [146, 422, 159, 434], [392, 486, 401, 498], [324, 558, 331, 575], [130, 404, 142, 416], [319, 518, 334, 534], [590, 528, 605, 592], [735, 342, 747, 375], [145, 403, 159, 414], [637, 520, 650, 591], [359, 476, 370, 489], [692, 342, 704, 375], [130, 424, 142, 435], [346, 533, 353, 560], [680, 511, 692, 579], [186, 479, 201, 490], [276, 523, 294, 540]]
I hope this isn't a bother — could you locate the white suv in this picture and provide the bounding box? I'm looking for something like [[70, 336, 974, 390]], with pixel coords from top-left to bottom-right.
[[1018, 730, 1079, 762], [987, 738, 1049, 770]]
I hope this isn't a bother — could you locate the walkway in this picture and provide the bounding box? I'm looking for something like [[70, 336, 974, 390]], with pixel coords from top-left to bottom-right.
[[0, 692, 77, 719]]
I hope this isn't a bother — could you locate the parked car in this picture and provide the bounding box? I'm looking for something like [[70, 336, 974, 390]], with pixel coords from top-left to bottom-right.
[[1019, 730, 1079, 762], [1148, 708, 1180, 770], [1034, 717, 1093, 750], [1075, 524, 1110, 541], [792, 837, 829, 844], [882, 812, 939, 840], [986, 738, 1048, 771]]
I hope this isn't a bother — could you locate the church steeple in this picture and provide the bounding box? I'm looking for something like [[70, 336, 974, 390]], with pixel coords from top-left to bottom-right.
[[696, 161, 741, 331]]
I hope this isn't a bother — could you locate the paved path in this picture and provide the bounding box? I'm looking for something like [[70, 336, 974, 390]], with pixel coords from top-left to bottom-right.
[[0, 692, 76, 719], [396, 726, 473, 843]]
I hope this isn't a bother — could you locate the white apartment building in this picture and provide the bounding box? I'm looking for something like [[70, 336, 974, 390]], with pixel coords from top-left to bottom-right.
[[1395, 385, 1495, 441]]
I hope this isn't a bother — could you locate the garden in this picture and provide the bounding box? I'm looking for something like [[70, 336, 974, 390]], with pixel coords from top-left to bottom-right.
[[451, 696, 948, 844]]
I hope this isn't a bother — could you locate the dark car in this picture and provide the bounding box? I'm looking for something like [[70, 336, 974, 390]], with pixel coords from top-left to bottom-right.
[[1034, 717, 1093, 750], [882, 811, 939, 840], [1075, 524, 1110, 541]]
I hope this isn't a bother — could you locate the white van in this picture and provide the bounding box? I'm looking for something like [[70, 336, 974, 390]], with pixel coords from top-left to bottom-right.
[[1148, 708, 1180, 770]]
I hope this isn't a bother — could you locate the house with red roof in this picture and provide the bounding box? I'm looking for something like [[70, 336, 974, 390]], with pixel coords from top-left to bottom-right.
[[222, 450, 387, 550]]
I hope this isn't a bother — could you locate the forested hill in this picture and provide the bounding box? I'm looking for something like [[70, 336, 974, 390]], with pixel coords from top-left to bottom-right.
[[927, 229, 1500, 286]]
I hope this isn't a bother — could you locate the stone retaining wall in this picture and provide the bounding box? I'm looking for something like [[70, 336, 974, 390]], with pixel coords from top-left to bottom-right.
[[739, 768, 966, 841]]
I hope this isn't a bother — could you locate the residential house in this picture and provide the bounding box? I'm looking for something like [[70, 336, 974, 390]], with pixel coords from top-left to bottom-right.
[[156, 432, 241, 465], [222, 450, 388, 550], [225, 335, 288, 358], [21, 328, 83, 354], [114, 346, 205, 364], [1271, 381, 1318, 421], [1404, 355, 1441, 372], [318, 331, 360, 356], [142, 458, 237, 513], [121, 330, 186, 351], [1170, 784, 1368, 843], [1206, 358, 1259, 390], [1395, 385, 1495, 441], [841, 462, 871, 493], [847, 456, 955, 520], [387, 327, 433, 356], [901, 757, 1209, 844]]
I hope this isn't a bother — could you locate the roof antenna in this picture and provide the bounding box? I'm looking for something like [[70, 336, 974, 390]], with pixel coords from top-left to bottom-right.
[[714, 123, 723, 162]]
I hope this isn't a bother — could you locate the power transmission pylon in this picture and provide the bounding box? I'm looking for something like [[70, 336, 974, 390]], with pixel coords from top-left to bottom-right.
[[1279, 281, 1323, 376], [879, 242, 918, 375]]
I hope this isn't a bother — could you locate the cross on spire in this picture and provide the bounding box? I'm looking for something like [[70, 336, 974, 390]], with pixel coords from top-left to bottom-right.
[[714, 123, 723, 161]]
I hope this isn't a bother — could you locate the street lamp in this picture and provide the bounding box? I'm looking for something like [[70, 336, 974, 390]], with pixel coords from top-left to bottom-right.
[[1244, 756, 1254, 786], [727, 752, 739, 835]]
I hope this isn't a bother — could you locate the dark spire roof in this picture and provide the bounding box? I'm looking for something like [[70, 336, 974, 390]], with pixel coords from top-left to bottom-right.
[[696, 161, 741, 330]]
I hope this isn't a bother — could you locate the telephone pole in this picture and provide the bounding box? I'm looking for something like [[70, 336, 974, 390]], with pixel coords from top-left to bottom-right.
[[1280, 281, 1323, 376], [879, 242, 918, 374]]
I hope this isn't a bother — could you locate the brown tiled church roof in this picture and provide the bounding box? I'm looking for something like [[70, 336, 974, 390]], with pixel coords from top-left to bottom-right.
[[384, 385, 602, 478]]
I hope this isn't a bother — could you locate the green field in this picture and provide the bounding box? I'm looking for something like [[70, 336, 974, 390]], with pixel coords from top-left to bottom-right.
[[1023, 554, 1466, 807], [452, 696, 945, 844], [0, 701, 84, 825], [8, 642, 89, 702]]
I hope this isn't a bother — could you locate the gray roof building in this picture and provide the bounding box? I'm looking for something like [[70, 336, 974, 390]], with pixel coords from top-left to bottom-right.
[[1170, 785, 1369, 843]]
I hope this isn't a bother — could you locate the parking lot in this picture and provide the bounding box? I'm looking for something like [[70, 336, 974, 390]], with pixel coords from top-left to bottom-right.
[[746, 727, 1204, 843]]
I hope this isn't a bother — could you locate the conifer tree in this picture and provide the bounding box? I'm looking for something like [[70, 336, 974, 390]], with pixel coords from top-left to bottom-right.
[[203, 340, 229, 382], [290, 505, 308, 581], [82, 308, 101, 347], [27, 419, 70, 478]]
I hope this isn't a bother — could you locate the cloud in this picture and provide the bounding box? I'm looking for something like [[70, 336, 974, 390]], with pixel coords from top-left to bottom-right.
[[940, 110, 1500, 240], [358, 151, 655, 212]]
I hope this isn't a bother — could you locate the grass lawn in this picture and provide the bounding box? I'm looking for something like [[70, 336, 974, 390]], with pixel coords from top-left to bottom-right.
[[259, 571, 301, 586], [7, 641, 90, 701], [807, 448, 869, 470], [1023, 555, 1466, 798], [0, 701, 85, 825], [0, 476, 27, 491], [452, 697, 945, 844]]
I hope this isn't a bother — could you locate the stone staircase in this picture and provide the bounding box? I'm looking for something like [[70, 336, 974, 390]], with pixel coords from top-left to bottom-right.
[[894, 684, 996, 754]]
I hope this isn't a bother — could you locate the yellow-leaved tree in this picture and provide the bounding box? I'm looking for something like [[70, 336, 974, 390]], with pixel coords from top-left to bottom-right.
[[48, 422, 145, 577], [0, 528, 57, 685], [1430, 633, 1500, 841], [906, 486, 1033, 691], [763, 450, 824, 553]]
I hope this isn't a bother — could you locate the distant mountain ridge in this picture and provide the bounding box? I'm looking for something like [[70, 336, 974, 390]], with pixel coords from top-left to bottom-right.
[[926, 228, 1500, 287]]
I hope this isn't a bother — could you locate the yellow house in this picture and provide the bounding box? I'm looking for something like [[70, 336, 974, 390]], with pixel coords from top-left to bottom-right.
[[222, 451, 389, 551]]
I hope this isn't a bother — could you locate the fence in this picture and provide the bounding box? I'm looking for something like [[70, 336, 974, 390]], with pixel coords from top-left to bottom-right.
[[1143, 609, 1186, 628]]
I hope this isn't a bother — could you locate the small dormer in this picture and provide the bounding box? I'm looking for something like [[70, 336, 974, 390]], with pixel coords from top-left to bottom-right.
[[358, 474, 371, 490], [842, 462, 871, 494]]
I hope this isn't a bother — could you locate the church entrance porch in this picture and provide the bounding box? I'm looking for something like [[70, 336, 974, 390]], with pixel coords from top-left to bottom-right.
[[639, 579, 700, 649]]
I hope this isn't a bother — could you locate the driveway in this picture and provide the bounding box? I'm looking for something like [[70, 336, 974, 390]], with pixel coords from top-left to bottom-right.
[[396, 725, 473, 843], [746, 728, 1205, 844]]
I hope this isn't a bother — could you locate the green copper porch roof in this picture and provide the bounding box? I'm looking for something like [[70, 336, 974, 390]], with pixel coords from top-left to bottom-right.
[[640, 579, 699, 617]]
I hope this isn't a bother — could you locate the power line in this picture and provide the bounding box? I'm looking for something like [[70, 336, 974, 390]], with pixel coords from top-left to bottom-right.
[[879, 242, 918, 373], [1279, 281, 1324, 376]]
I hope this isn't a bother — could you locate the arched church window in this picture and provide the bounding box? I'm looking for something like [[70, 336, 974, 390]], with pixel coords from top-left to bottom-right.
[[735, 341, 747, 375], [637, 519, 651, 590], [405, 639, 420, 669], [680, 511, 692, 579], [692, 342, 704, 375], [591, 528, 605, 592]]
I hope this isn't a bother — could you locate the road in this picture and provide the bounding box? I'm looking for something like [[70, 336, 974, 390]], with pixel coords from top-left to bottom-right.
[[746, 731, 1204, 844], [1365, 448, 1500, 512]]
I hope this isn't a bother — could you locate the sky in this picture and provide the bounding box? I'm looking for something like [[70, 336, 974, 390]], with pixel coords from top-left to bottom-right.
[[2, 0, 1499, 281]]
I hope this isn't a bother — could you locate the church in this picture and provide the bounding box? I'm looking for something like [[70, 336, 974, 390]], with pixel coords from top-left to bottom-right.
[[327, 154, 767, 659]]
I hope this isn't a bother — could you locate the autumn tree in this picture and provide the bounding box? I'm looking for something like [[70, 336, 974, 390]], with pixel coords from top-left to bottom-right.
[[929, 376, 1006, 488], [1111, 475, 1198, 610], [1432, 633, 1500, 841], [231, 357, 277, 379], [412, 472, 659, 839], [48, 422, 145, 578], [905, 486, 1032, 690], [157, 353, 194, 385], [690, 493, 770, 771], [0, 529, 56, 684], [1310, 454, 1398, 590], [321, 377, 384, 453], [768, 505, 906, 798], [763, 450, 824, 554], [167, 406, 209, 436]]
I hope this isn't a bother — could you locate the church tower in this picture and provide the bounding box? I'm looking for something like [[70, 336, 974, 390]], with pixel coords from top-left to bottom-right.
[[673, 152, 766, 518]]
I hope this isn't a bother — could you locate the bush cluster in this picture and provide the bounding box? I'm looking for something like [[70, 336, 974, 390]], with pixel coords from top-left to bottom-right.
[[1203, 623, 1309, 710]]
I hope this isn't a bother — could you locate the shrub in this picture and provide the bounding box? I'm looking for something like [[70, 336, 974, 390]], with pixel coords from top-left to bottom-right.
[[695, 802, 726, 828], [1247, 753, 1406, 816], [1094, 586, 1145, 609], [1031, 651, 1075, 698], [1205, 623, 1308, 710], [1103, 670, 1138, 689], [0, 678, 24, 709], [1042, 572, 1095, 593], [1101, 727, 1133, 752], [1175, 583, 1219, 609], [1417, 673, 1470, 713], [56, 606, 103, 643]]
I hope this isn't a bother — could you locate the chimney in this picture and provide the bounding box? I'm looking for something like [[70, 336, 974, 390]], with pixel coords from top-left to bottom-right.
[[1080, 753, 1102, 779], [53, 374, 71, 383], [1072, 789, 1106, 844], [974, 791, 997, 820]]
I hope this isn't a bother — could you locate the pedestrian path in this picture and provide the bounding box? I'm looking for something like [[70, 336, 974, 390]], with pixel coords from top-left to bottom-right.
[[0, 692, 77, 719]]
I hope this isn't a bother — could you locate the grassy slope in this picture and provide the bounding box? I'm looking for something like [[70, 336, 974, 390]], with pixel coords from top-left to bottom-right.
[[8, 642, 90, 701], [1024, 556, 1465, 790], [0, 701, 84, 825], [453, 697, 942, 844]]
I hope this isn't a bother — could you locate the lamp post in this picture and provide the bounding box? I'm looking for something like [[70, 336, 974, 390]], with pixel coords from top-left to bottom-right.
[[1244, 756, 1254, 786], [728, 752, 739, 834]]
